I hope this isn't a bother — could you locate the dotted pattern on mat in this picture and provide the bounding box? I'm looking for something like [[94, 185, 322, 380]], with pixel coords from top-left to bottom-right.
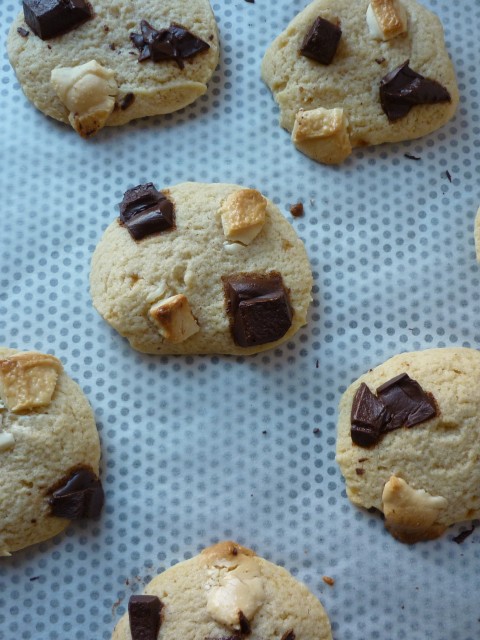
[[1, 1, 480, 639]]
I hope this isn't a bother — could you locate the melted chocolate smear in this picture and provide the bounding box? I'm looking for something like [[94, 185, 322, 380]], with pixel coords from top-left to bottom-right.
[[300, 16, 341, 65], [238, 611, 251, 635], [130, 21, 210, 68], [128, 595, 163, 640], [22, 0, 92, 41], [119, 183, 175, 241], [380, 60, 451, 122], [223, 273, 293, 347], [48, 467, 104, 519], [351, 374, 437, 447]]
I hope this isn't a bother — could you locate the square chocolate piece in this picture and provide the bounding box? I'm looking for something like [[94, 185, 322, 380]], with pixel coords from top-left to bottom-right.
[[223, 273, 293, 347], [23, 0, 92, 41], [300, 16, 341, 65]]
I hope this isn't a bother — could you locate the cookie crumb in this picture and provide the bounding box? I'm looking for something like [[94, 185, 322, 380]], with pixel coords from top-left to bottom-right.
[[452, 525, 475, 544], [17, 27, 29, 37], [290, 202, 304, 217], [322, 575, 335, 586], [404, 153, 421, 161], [445, 170, 452, 183]]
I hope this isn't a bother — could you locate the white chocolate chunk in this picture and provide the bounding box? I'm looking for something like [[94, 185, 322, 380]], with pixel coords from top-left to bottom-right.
[[149, 295, 200, 343], [0, 352, 63, 413], [366, 0, 407, 41], [292, 107, 352, 165], [0, 432, 15, 452], [206, 555, 265, 629], [382, 476, 448, 543], [220, 189, 267, 245], [51, 60, 118, 138]]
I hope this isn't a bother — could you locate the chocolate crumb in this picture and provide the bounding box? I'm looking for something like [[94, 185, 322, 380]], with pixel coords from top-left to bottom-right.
[[47, 44, 52, 49], [315, 360, 319, 368], [313, 428, 320, 435], [232, 546, 238, 556], [358, 457, 369, 462], [30, 518, 37, 523], [280, 631, 296, 640], [322, 575, 335, 586], [262, 430, 267, 434], [238, 611, 251, 635], [355, 468, 365, 475], [446, 170, 452, 183], [17, 27, 30, 37], [29, 576, 40, 581], [109, 43, 116, 50], [245, 0, 255, 3], [404, 153, 421, 161], [290, 202, 304, 217], [453, 525, 475, 544], [120, 93, 135, 110], [375, 57, 386, 64]]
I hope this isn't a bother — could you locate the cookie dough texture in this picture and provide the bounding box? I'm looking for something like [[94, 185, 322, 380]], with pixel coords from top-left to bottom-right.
[[90, 182, 313, 355], [0, 348, 101, 555], [336, 348, 480, 542], [7, 0, 219, 131], [261, 0, 458, 162], [112, 541, 332, 640]]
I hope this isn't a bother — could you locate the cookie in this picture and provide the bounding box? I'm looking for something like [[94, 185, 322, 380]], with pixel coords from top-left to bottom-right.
[[261, 0, 458, 164], [7, 0, 219, 137], [90, 182, 313, 355], [0, 348, 103, 555], [336, 347, 480, 543], [111, 541, 332, 640]]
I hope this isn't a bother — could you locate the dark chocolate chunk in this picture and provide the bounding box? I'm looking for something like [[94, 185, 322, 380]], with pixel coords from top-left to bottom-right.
[[300, 16, 341, 65], [130, 21, 210, 69], [223, 273, 293, 347], [119, 92, 135, 110], [48, 467, 104, 519], [380, 60, 451, 122], [445, 170, 452, 183], [351, 374, 438, 447], [119, 183, 175, 241], [351, 382, 389, 447], [238, 611, 251, 635], [290, 202, 304, 217], [17, 27, 30, 37], [377, 373, 437, 431], [22, 0, 92, 41], [128, 595, 163, 640], [280, 631, 296, 640]]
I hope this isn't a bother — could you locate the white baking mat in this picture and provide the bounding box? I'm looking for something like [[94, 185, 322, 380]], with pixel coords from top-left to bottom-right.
[[1, 0, 479, 638]]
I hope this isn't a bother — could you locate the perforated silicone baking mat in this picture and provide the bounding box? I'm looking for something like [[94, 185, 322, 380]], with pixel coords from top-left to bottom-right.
[[1, 0, 480, 638]]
